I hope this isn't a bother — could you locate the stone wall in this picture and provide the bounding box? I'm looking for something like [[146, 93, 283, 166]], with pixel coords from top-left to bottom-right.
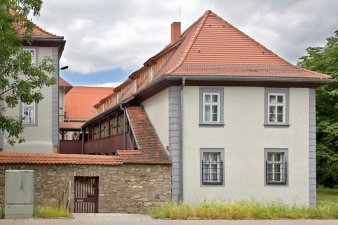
[[0, 164, 171, 213]]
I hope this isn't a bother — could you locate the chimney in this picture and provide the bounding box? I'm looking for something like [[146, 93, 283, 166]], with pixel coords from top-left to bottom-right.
[[171, 22, 181, 44]]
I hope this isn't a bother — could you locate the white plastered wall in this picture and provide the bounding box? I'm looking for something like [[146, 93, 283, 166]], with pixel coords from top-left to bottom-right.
[[3, 47, 54, 153], [182, 86, 310, 206], [142, 88, 169, 149]]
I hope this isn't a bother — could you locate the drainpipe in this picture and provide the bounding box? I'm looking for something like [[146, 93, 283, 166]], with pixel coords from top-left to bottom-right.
[[81, 128, 84, 154], [119, 103, 126, 150], [180, 76, 186, 201]]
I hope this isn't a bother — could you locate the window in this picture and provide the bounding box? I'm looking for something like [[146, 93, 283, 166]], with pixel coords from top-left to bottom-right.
[[265, 149, 288, 185], [265, 88, 289, 126], [268, 93, 285, 123], [201, 149, 224, 185], [199, 88, 224, 125], [22, 102, 36, 125], [23, 48, 37, 65]]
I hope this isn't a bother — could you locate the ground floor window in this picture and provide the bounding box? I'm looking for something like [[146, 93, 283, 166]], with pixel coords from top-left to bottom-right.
[[265, 149, 288, 185], [201, 149, 224, 185]]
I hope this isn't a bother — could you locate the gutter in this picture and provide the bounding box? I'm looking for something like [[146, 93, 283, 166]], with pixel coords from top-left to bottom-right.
[[81, 128, 84, 154]]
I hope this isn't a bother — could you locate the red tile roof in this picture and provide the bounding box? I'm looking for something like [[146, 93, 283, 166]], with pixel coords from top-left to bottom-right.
[[59, 122, 84, 130], [159, 10, 331, 79], [65, 87, 113, 121], [123, 107, 171, 164], [59, 77, 72, 94], [0, 152, 123, 165]]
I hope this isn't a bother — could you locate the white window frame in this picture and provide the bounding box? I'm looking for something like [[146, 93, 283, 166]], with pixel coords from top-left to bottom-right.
[[267, 93, 286, 124], [23, 48, 37, 65], [22, 102, 36, 125], [202, 93, 220, 124], [200, 148, 224, 186], [267, 152, 285, 183], [265, 148, 288, 186]]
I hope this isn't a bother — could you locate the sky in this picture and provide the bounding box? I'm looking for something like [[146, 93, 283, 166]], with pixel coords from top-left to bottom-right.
[[32, 0, 338, 87]]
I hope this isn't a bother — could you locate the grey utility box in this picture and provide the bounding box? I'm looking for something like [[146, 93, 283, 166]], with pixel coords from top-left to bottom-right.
[[5, 170, 34, 219]]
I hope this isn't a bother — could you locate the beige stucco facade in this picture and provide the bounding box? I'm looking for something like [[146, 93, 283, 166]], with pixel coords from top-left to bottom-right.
[[3, 47, 55, 153], [180, 86, 310, 205], [142, 88, 169, 149]]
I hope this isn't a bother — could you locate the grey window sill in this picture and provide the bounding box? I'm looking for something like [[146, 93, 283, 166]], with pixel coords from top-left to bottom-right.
[[199, 123, 225, 127], [264, 123, 290, 128]]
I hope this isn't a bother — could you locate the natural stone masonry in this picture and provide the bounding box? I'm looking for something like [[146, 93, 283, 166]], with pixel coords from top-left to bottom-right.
[[309, 89, 316, 207], [0, 164, 171, 213], [169, 86, 181, 202]]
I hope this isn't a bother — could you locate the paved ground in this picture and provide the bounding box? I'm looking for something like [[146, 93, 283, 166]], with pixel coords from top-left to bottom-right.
[[0, 214, 337, 225]]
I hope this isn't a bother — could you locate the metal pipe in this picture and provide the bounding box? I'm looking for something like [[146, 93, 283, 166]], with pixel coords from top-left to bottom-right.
[[81, 128, 84, 154]]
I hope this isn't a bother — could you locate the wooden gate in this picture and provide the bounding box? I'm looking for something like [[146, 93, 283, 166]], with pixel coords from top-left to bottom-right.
[[74, 177, 99, 213]]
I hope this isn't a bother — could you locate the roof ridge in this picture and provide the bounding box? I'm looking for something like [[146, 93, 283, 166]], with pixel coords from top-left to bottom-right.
[[166, 10, 211, 74]]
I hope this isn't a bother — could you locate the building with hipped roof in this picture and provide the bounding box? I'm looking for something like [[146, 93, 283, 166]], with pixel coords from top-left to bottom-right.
[[0, 19, 65, 153], [81, 10, 332, 207]]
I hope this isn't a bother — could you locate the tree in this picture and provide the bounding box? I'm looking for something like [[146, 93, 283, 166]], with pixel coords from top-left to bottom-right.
[[298, 31, 338, 188], [0, 0, 55, 145]]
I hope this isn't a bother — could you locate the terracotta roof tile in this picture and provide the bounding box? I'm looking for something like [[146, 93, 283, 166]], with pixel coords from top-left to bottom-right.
[[161, 10, 331, 79], [59, 77, 72, 94], [0, 152, 123, 165], [59, 122, 84, 130], [65, 87, 113, 121], [123, 107, 171, 164]]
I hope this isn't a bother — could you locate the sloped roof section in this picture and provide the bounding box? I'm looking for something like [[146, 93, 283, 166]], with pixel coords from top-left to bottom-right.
[[160, 10, 331, 79], [123, 107, 171, 164], [0, 152, 123, 165], [65, 87, 113, 121]]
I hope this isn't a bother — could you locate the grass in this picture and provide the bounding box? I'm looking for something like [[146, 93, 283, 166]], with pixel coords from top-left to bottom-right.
[[317, 186, 338, 204], [33, 206, 71, 218], [149, 187, 338, 220]]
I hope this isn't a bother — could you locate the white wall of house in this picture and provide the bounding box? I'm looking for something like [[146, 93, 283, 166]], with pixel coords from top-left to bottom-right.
[[142, 88, 169, 149], [59, 87, 65, 122], [181, 86, 310, 206], [3, 47, 54, 153]]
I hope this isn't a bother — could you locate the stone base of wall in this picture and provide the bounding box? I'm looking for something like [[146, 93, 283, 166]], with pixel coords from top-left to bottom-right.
[[0, 164, 171, 213]]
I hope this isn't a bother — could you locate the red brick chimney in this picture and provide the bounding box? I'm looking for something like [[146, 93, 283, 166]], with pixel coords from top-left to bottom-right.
[[171, 22, 181, 44]]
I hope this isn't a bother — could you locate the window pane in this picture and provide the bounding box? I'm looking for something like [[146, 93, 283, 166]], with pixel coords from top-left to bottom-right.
[[275, 154, 281, 162], [269, 113, 275, 122], [212, 113, 218, 122], [269, 95, 276, 103], [212, 105, 218, 114], [277, 95, 284, 103], [268, 154, 273, 161], [277, 106, 283, 113], [277, 114, 283, 122], [212, 95, 218, 103], [269, 106, 276, 113], [205, 113, 210, 122], [204, 94, 211, 103]]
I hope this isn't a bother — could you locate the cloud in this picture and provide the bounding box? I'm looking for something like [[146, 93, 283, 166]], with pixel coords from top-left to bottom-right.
[[33, 0, 338, 75], [85, 82, 122, 88]]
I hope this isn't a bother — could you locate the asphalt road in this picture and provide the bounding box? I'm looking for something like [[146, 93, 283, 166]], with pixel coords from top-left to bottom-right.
[[0, 214, 337, 225]]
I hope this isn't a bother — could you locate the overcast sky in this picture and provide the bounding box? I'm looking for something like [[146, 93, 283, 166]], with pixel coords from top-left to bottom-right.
[[32, 0, 338, 86]]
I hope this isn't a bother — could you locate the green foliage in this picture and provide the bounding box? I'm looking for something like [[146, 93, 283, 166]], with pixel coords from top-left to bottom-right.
[[0, 0, 55, 145], [317, 185, 338, 204], [148, 201, 338, 220], [298, 31, 338, 188], [33, 206, 71, 218]]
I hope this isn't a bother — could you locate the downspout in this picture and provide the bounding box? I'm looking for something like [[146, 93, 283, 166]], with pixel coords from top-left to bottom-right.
[[120, 103, 126, 150], [180, 76, 186, 201], [81, 128, 84, 154]]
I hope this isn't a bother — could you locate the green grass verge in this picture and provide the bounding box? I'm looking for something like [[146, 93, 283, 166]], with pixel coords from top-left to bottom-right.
[[149, 201, 338, 220], [318, 186, 338, 204], [33, 206, 71, 218]]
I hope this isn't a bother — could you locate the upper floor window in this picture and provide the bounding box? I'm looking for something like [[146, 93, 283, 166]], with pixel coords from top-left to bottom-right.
[[199, 88, 224, 126], [22, 102, 36, 125], [265, 88, 289, 126], [268, 93, 285, 123], [203, 93, 220, 123], [23, 48, 37, 65]]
